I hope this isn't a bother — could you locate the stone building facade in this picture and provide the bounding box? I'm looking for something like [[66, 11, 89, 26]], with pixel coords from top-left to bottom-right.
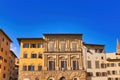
[[18, 34, 86, 80]]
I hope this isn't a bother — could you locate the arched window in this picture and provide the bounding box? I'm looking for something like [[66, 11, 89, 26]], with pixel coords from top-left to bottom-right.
[[73, 77, 79, 80], [47, 77, 54, 80]]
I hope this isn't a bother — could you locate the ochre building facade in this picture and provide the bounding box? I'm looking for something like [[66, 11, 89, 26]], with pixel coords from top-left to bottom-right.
[[0, 29, 17, 80]]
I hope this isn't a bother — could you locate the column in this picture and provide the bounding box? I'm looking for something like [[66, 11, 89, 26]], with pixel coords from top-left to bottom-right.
[[56, 55, 59, 70]]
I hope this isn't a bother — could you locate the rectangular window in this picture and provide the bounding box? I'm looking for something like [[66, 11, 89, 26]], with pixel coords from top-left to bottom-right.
[[95, 61, 99, 68], [23, 66, 27, 71], [4, 59, 7, 63], [72, 61, 79, 70], [28, 65, 34, 71], [6, 42, 8, 46], [38, 54, 42, 58], [87, 72, 93, 77], [101, 63, 106, 68], [87, 61, 91, 69], [31, 54, 37, 58], [23, 53, 27, 58], [118, 63, 120, 66], [107, 71, 111, 75], [49, 42, 54, 52], [95, 49, 98, 53], [38, 44, 43, 48], [72, 43, 77, 51], [107, 63, 110, 67], [99, 49, 103, 53], [112, 70, 116, 75], [38, 65, 42, 71], [3, 74, 6, 78], [60, 43, 65, 51], [111, 63, 115, 67], [30, 44, 36, 48], [1, 48, 3, 52], [48, 61, 55, 70], [0, 56, 3, 60], [23, 43, 29, 48], [60, 61, 67, 70]]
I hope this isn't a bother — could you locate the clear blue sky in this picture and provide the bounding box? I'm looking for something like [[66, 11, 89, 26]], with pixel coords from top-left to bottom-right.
[[0, 0, 120, 57]]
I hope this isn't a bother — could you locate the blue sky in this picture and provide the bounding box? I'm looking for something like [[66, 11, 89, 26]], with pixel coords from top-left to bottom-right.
[[0, 0, 120, 57]]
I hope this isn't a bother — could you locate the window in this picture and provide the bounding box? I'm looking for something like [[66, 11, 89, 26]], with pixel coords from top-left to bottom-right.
[[95, 49, 98, 53], [112, 70, 116, 75], [101, 63, 106, 68], [23, 53, 27, 58], [0, 56, 3, 60], [73, 77, 78, 80], [23, 66, 27, 71], [108, 78, 111, 80], [72, 60, 79, 70], [115, 78, 118, 80], [31, 54, 37, 58], [6, 42, 8, 46], [60, 61, 67, 70], [1, 48, 3, 52], [99, 49, 103, 53], [23, 43, 29, 48], [107, 71, 111, 75], [35, 78, 39, 80], [38, 54, 42, 58], [87, 61, 91, 69], [60, 43, 65, 51], [48, 77, 54, 80], [49, 42, 54, 51], [4, 59, 7, 63], [111, 63, 115, 67], [38, 65, 42, 71], [87, 72, 93, 77], [72, 43, 77, 51], [101, 57, 104, 59], [3, 74, 6, 78], [118, 63, 120, 66], [38, 44, 43, 48], [28, 65, 34, 71], [102, 72, 107, 76], [4, 66, 6, 70], [107, 63, 110, 67], [87, 48, 90, 52], [95, 61, 99, 68], [96, 72, 101, 76], [48, 61, 55, 70], [2, 38, 4, 42], [30, 44, 36, 48]]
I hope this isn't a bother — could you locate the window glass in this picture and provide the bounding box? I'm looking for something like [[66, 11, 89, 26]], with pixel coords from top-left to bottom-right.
[[23, 43, 29, 48]]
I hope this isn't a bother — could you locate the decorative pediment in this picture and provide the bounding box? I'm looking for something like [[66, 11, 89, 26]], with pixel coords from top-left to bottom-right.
[[71, 55, 79, 59], [47, 55, 56, 59], [59, 55, 67, 59]]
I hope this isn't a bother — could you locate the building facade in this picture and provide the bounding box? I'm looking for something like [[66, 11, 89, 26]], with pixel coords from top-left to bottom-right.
[[0, 29, 17, 80], [106, 52, 120, 80], [9, 50, 18, 80], [83, 43, 107, 80], [18, 34, 86, 80]]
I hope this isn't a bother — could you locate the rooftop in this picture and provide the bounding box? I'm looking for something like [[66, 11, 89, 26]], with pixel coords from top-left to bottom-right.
[[0, 29, 12, 42]]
